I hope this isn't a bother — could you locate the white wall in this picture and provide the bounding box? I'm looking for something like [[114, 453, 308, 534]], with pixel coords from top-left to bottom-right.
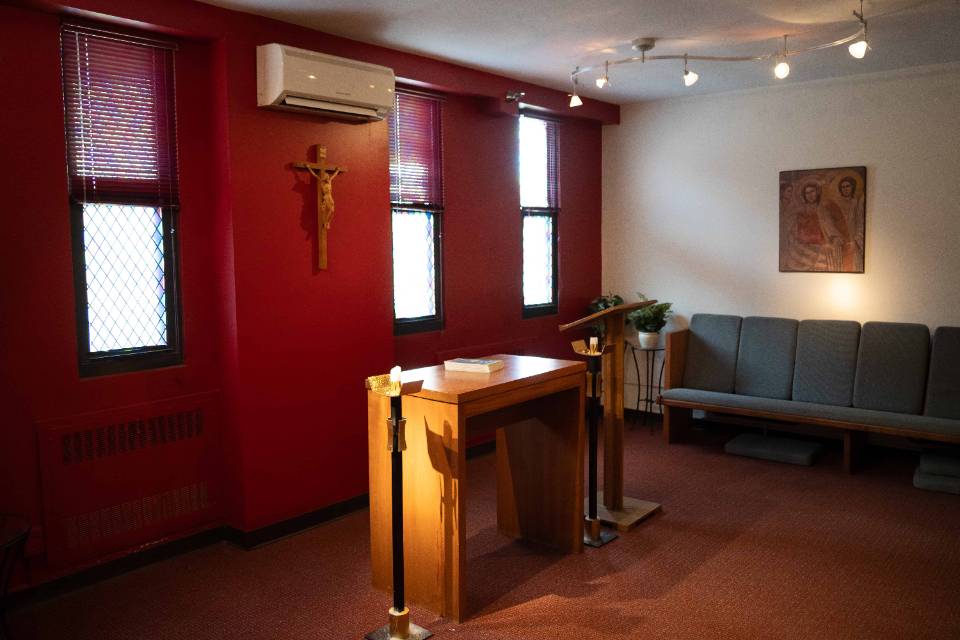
[[604, 63, 960, 407]]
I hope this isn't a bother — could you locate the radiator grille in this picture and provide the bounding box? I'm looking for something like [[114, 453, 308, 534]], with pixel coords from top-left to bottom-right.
[[65, 482, 209, 549], [61, 409, 203, 465], [37, 392, 220, 567]]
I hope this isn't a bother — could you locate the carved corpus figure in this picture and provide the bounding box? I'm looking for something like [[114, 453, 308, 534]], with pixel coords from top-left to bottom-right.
[[293, 144, 347, 270]]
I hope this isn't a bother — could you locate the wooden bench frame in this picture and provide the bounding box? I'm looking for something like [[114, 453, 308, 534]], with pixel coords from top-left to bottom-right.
[[661, 329, 960, 473]]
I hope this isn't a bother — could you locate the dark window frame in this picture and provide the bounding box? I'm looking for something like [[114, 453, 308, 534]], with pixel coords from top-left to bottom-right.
[[390, 89, 445, 335], [71, 201, 184, 377], [520, 207, 560, 318], [391, 204, 445, 335], [519, 113, 560, 318]]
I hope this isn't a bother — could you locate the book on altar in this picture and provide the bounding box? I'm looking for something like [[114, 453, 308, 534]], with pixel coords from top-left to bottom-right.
[[443, 358, 504, 373]]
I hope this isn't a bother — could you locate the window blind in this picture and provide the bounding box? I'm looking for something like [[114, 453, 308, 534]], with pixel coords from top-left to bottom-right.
[[389, 91, 443, 207], [544, 119, 558, 208], [61, 25, 179, 207]]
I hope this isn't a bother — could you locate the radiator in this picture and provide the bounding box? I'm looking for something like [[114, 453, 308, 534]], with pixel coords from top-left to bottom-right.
[[36, 391, 222, 567]]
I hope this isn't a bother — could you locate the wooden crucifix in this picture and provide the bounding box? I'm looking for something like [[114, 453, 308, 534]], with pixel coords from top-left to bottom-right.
[[293, 144, 347, 270]]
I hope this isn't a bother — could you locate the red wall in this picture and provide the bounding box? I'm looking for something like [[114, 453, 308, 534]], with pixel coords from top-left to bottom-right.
[[0, 5, 226, 556], [395, 96, 604, 368], [0, 0, 613, 582]]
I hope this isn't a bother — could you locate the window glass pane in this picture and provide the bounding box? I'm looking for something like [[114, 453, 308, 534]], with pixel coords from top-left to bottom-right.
[[523, 215, 554, 306], [393, 209, 437, 319], [83, 203, 168, 352], [519, 116, 548, 208]]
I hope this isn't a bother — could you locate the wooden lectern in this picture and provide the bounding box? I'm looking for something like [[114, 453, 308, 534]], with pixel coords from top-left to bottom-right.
[[560, 302, 663, 531]]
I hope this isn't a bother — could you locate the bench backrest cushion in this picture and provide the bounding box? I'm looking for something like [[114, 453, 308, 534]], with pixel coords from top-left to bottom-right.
[[925, 326, 960, 419], [792, 320, 861, 406], [853, 322, 930, 414], [735, 317, 799, 399], [683, 314, 742, 393]]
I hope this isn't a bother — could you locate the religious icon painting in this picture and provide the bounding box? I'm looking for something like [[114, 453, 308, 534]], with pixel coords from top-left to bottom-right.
[[779, 166, 866, 273]]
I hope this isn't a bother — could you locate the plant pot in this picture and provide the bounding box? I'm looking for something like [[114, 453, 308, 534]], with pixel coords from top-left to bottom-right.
[[638, 331, 660, 349]]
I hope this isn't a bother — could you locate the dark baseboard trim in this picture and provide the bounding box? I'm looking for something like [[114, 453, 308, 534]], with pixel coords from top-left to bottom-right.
[[9, 492, 372, 608], [8, 441, 505, 607], [8, 526, 227, 609], [227, 493, 370, 550], [9, 440, 509, 607]]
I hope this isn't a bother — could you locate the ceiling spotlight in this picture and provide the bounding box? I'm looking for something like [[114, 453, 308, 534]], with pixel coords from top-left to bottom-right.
[[570, 68, 583, 107], [505, 90, 526, 102], [774, 35, 790, 79], [568, 11, 871, 96], [596, 61, 610, 88], [850, 0, 869, 58], [682, 54, 699, 87]]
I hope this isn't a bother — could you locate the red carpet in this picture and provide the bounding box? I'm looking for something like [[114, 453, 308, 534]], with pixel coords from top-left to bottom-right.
[[11, 421, 960, 639]]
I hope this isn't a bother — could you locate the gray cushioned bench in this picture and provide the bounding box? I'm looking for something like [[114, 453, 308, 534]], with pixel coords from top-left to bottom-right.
[[660, 314, 960, 472]]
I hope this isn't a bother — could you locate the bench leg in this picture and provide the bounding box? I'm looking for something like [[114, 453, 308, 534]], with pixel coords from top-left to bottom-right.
[[663, 405, 692, 444], [843, 431, 867, 474]]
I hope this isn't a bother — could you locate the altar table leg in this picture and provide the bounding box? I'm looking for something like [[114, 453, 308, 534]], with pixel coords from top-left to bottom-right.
[[495, 389, 585, 553]]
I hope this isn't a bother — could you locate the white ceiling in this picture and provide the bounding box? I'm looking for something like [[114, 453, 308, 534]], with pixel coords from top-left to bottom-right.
[[198, 0, 960, 104]]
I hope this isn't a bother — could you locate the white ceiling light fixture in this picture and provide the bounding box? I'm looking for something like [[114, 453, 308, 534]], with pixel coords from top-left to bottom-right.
[[849, 39, 869, 59], [682, 54, 698, 87], [570, 3, 870, 89], [774, 35, 791, 79], [569, 67, 583, 107], [774, 60, 791, 79], [596, 60, 610, 88], [849, 0, 870, 58]]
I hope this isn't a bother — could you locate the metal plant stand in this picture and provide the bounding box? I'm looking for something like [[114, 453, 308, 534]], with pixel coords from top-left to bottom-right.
[[626, 344, 665, 426]]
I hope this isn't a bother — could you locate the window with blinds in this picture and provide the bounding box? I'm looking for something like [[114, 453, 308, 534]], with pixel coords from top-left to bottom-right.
[[389, 90, 444, 334], [519, 114, 559, 317], [61, 24, 183, 376]]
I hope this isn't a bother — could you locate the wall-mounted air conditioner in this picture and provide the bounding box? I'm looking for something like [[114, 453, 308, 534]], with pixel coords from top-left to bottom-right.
[[256, 43, 395, 122]]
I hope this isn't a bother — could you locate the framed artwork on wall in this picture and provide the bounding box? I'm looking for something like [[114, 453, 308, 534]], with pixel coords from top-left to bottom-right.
[[779, 166, 866, 273]]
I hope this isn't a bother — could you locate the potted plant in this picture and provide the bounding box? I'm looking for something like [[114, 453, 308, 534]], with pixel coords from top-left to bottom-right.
[[627, 294, 673, 349], [586, 293, 624, 339]]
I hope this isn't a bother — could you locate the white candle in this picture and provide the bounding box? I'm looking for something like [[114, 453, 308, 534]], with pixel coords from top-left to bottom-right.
[[390, 365, 402, 383], [589, 337, 598, 352]]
